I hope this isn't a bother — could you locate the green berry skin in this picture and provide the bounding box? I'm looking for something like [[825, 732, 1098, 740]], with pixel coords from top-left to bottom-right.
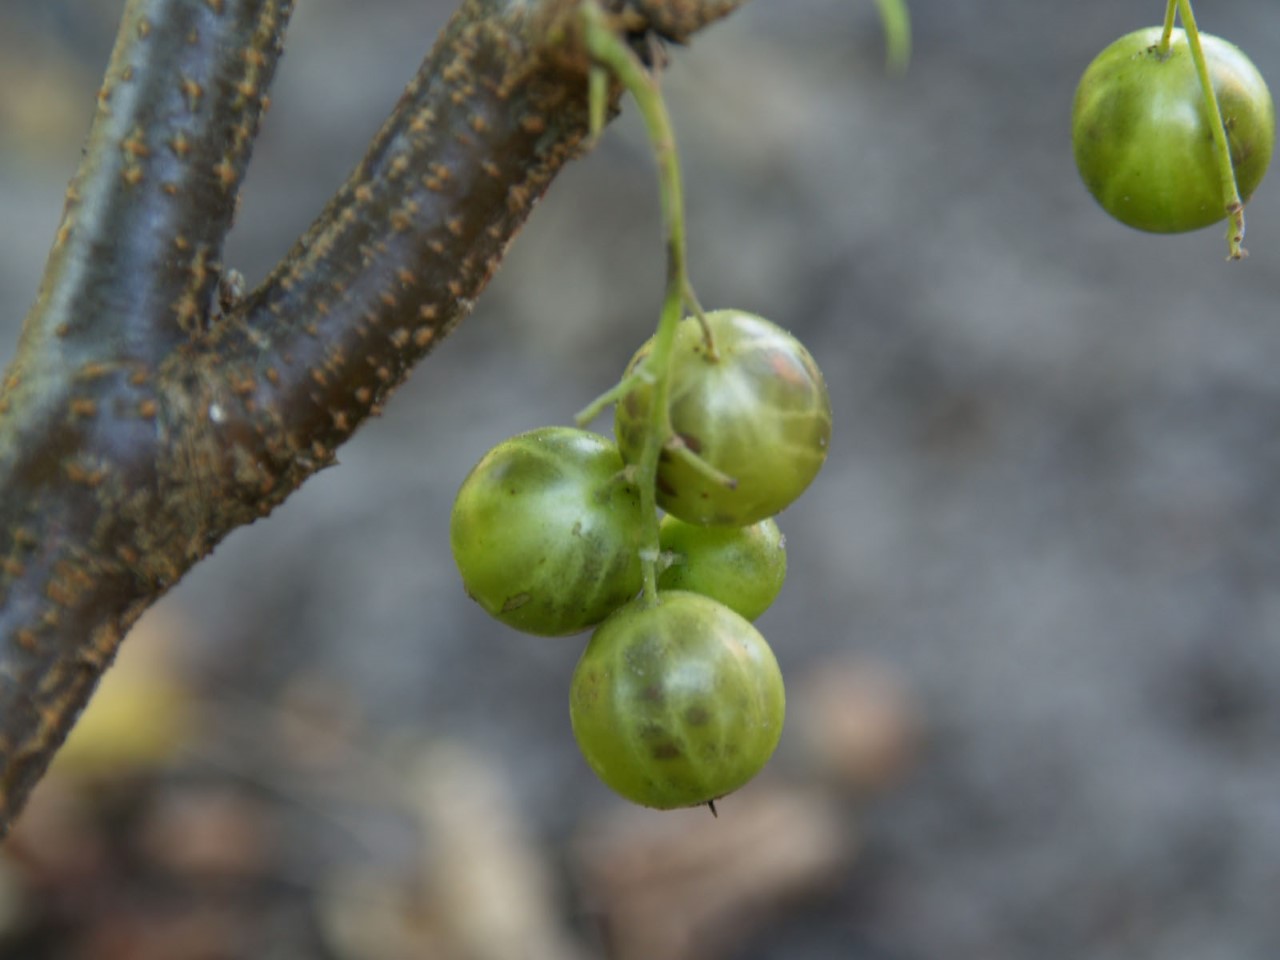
[[614, 309, 832, 527], [657, 515, 786, 621], [450, 427, 645, 637], [569, 591, 786, 810], [1072, 28, 1274, 234]]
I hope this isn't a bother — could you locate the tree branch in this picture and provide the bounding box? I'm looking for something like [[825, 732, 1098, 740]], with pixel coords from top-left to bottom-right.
[[0, 0, 747, 835], [30, 0, 290, 360], [0, 0, 294, 834], [208, 0, 595, 455]]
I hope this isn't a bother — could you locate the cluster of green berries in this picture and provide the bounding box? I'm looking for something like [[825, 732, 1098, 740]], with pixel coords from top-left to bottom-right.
[[449, 309, 832, 810]]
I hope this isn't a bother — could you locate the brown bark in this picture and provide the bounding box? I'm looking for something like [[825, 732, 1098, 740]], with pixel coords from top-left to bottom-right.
[[0, 0, 747, 835]]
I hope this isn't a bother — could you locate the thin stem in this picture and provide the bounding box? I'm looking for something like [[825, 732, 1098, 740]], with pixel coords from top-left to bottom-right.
[[575, 364, 651, 426], [682, 284, 718, 360], [581, 2, 694, 604], [667, 435, 736, 489], [872, 0, 911, 75], [588, 65, 609, 145], [1158, 0, 1177, 54], [1176, 0, 1248, 258]]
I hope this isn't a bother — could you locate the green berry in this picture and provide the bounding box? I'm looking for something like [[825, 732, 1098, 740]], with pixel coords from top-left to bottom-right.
[[657, 515, 786, 621], [450, 427, 645, 636], [1072, 27, 1274, 233], [614, 309, 832, 527], [570, 591, 786, 809]]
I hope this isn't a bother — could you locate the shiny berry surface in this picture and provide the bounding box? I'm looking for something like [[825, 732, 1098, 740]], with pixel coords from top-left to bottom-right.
[[657, 515, 786, 621], [1072, 27, 1274, 233], [570, 591, 786, 809], [450, 427, 645, 636], [614, 309, 832, 526]]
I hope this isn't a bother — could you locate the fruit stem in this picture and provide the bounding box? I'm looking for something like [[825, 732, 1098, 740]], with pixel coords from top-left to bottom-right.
[[580, 1, 696, 603], [574, 365, 650, 426], [872, 0, 912, 75], [683, 285, 718, 360], [1175, 0, 1249, 258], [666, 435, 738, 489], [1158, 0, 1177, 54], [587, 65, 609, 145]]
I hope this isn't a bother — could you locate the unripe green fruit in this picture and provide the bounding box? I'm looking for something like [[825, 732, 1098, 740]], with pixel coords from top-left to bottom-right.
[[657, 515, 786, 621], [1072, 27, 1274, 233], [614, 309, 832, 527], [570, 591, 786, 810], [450, 427, 645, 636]]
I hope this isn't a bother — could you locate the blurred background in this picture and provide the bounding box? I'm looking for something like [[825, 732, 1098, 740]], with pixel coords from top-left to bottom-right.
[[3, 0, 1280, 957]]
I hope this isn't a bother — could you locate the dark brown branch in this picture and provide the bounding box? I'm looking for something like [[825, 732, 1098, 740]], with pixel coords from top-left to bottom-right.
[[628, 0, 748, 41], [206, 0, 595, 456], [0, 0, 747, 835], [31, 0, 290, 360], [0, 0, 294, 833]]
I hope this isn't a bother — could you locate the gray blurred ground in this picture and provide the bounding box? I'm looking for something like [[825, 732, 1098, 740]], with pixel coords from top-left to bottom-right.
[[3, 1, 1280, 958]]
